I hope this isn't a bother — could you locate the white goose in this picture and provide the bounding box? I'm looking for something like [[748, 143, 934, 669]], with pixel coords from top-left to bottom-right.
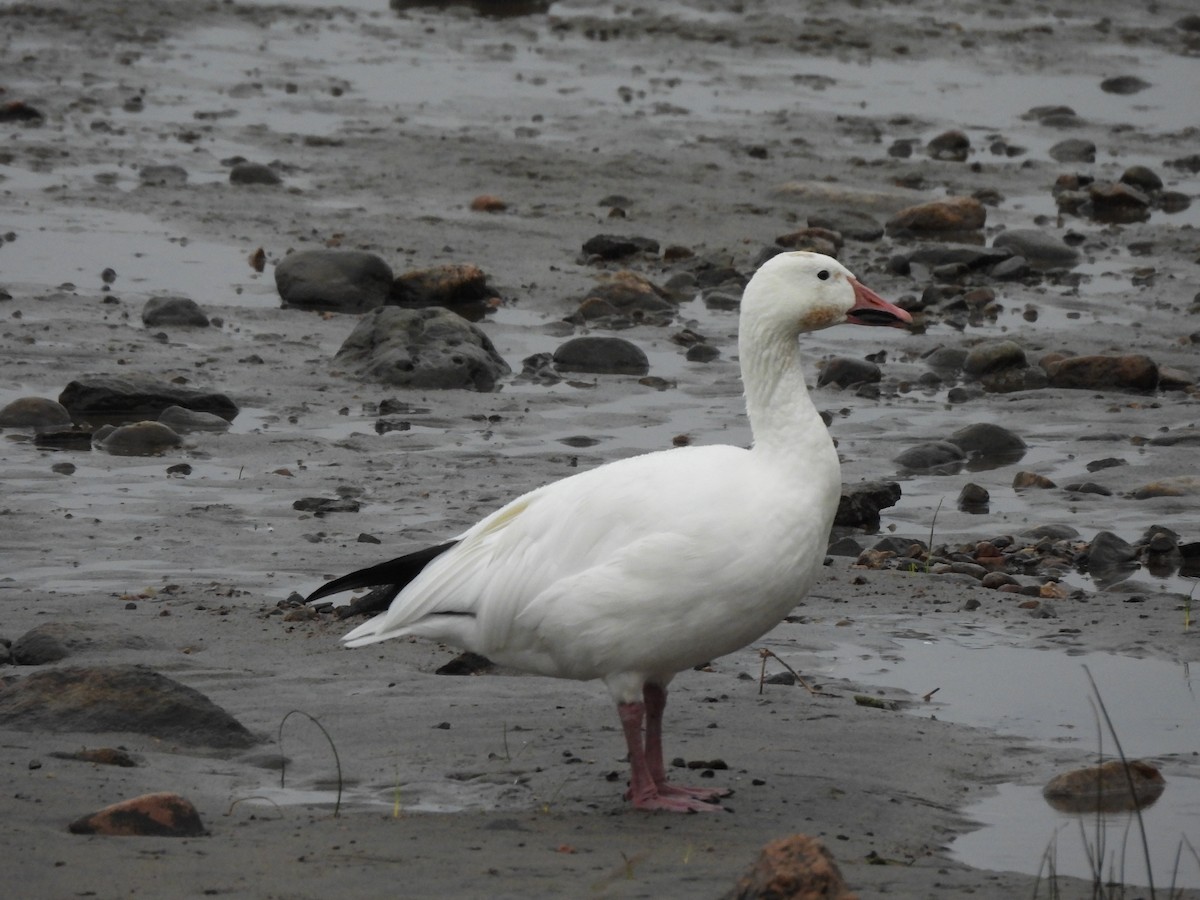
[[306, 251, 910, 812]]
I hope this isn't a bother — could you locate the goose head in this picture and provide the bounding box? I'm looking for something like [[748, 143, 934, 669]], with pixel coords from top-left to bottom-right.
[[741, 251, 911, 336]]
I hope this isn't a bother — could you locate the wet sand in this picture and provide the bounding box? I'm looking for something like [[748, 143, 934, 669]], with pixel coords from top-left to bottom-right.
[[1, 0, 1198, 897]]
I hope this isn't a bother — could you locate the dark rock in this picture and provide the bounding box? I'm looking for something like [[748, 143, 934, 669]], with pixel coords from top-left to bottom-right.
[[1120, 165, 1163, 193], [1088, 182, 1151, 223], [158, 405, 232, 434], [774, 228, 840, 257], [922, 346, 968, 375], [927, 129, 970, 161], [0, 100, 45, 122], [895, 441, 965, 474], [567, 272, 675, 327], [1086, 531, 1138, 586], [293, 497, 362, 515], [553, 336, 649, 376], [142, 296, 209, 328], [581, 234, 659, 261], [1100, 75, 1151, 95], [390, 263, 499, 318], [905, 245, 1011, 270], [886, 197, 985, 234], [724, 834, 857, 900], [1086, 457, 1126, 473], [0, 396, 73, 429], [435, 652, 495, 676], [138, 164, 188, 187], [1045, 354, 1158, 392], [229, 161, 281, 185], [69, 792, 205, 837], [958, 482, 990, 512], [963, 340, 1027, 377], [947, 423, 1027, 466], [59, 374, 238, 423], [97, 421, 183, 456], [0, 665, 257, 748], [686, 343, 720, 363], [275, 249, 395, 313], [826, 535, 863, 557], [835, 481, 902, 530], [807, 209, 884, 241], [335, 307, 511, 391], [1049, 139, 1095, 163], [992, 230, 1080, 268], [817, 357, 881, 388], [11, 630, 70, 665], [990, 256, 1030, 280], [1063, 482, 1112, 496], [34, 426, 94, 451]]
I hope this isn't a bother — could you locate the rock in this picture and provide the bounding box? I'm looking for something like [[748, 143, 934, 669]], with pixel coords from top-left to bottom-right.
[[927, 129, 970, 161], [1100, 75, 1151, 95], [990, 256, 1030, 280], [275, 249, 395, 313], [553, 336, 649, 376], [894, 441, 964, 474], [138, 164, 188, 187], [1013, 471, 1056, 490], [1045, 354, 1158, 392], [97, 421, 183, 456], [0, 665, 258, 748], [581, 234, 659, 261], [158, 405, 232, 434], [1049, 138, 1095, 163], [835, 481, 901, 530], [0, 396, 73, 429], [724, 834, 858, 900], [50, 747, 139, 767], [1063, 481, 1111, 496], [886, 197, 985, 235], [69, 792, 205, 837], [905, 245, 1011, 270], [1086, 531, 1139, 587], [774, 228, 840, 257], [469, 194, 507, 212], [947, 423, 1027, 465], [992, 230, 1080, 269], [567, 272, 675, 327], [11, 629, 70, 665], [807, 209, 883, 241], [1120, 165, 1163, 193], [334, 307, 511, 391], [229, 161, 281, 185], [956, 483, 989, 512], [390, 263, 499, 318], [1088, 182, 1151, 223], [59, 374, 239, 423], [686, 343, 720, 363], [141, 296, 210, 328], [963, 340, 1027, 378], [1043, 760, 1164, 814], [1132, 476, 1200, 499], [817, 357, 881, 388]]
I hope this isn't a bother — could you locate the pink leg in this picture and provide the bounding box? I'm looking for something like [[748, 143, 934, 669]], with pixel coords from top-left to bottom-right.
[[642, 684, 731, 802]]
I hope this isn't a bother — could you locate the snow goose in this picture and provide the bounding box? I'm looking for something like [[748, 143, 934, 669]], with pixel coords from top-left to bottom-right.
[[306, 251, 911, 812]]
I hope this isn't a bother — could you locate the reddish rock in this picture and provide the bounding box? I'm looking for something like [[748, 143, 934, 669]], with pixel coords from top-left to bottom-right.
[[886, 196, 985, 234], [1088, 181, 1151, 223], [725, 835, 858, 900], [1045, 354, 1159, 392], [390, 263, 498, 312], [69, 792, 205, 837], [1013, 471, 1056, 490], [469, 194, 508, 212], [775, 228, 842, 256], [1043, 760, 1165, 814]]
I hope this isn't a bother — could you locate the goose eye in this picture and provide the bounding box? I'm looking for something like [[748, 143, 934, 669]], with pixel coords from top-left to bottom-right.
[[817, 269, 830, 281]]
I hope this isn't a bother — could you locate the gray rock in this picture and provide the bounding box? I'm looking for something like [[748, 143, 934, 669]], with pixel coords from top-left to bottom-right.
[[927, 129, 970, 161], [1120, 165, 1163, 193], [98, 421, 183, 456], [948, 423, 1027, 466], [1100, 75, 1151, 95], [553, 336, 649, 376], [904, 245, 1012, 270], [989, 255, 1030, 280], [275, 249, 395, 313], [139, 164, 188, 187], [1049, 138, 1095, 163], [818, 357, 882, 388], [11, 630, 70, 665], [142, 296, 210, 327], [335, 306, 511, 391], [229, 161, 281, 185], [1086, 531, 1139, 587], [0, 665, 258, 748], [59, 374, 238, 423], [957, 482, 990, 511], [963, 340, 1027, 377], [992, 230, 1080, 269], [0, 396, 72, 429], [894, 441, 965, 474], [581, 234, 659, 261], [158, 405, 231, 434]]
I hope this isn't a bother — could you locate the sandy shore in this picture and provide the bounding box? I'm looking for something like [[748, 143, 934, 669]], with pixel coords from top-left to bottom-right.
[[1, 0, 1198, 897]]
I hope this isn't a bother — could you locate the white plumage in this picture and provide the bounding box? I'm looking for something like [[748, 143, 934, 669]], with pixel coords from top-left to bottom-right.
[[307, 251, 910, 811]]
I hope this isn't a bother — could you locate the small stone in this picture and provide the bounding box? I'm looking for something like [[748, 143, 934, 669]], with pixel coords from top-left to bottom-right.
[[927, 129, 970, 162], [581, 234, 659, 261], [1119, 165, 1163, 193], [992, 230, 1080, 269], [138, 164, 188, 187], [958, 483, 990, 512], [686, 344, 720, 363], [142, 296, 210, 328], [886, 196, 985, 234], [98, 421, 183, 457], [229, 162, 281, 185], [158, 405, 231, 434], [1045, 354, 1158, 392], [835, 481, 902, 530], [469, 194, 507, 212], [553, 336, 649, 376], [807, 209, 884, 242], [1049, 139, 1095, 163], [1088, 182, 1151, 224], [275, 249, 395, 313], [963, 340, 1027, 377], [0, 397, 73, 429], [1013, 471, 1056, 490], [1044, 760, 1164, 814], [894, 441, 965, 473], [69, 792, 205, 837], [818, 357, 881, 388], [1100, 75, 1151, 95], [726, 835, 858, 900]]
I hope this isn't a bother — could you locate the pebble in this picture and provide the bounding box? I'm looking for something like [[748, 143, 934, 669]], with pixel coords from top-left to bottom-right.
[[1013, 471, 1056, 490], [817, 356, 881, 388], [1099, 75, 1151, 95], [98, 421, 183, 456], [1087, 182, 1151, 223], [1048, 138, 1095, 162], [927, 129, 970, 161], [962, 340, 1027, 377], [992, 229, 1080, 269], [894, 441, 965, 473], [69, 792, 205, 838], [229, 161, 282, 185], [957, 482, 990, 512], [581, 234, 659, 262], [138, 164, 188, 187]]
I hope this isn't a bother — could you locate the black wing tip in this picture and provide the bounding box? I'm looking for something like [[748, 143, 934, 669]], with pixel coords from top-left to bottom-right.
[[303, 540, 459, 605]]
